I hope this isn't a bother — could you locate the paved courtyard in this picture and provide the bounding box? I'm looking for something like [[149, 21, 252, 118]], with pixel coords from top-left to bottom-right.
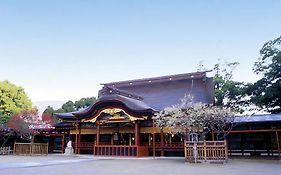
[[0, 155, 280, 175]]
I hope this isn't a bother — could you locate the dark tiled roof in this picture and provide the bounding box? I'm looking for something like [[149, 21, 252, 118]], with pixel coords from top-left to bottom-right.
[[233, 114, 281, 123], [102, 71, 208, 86], [101, 72, 214, 111], [55, 71, 214, 120], [72, 94, 156, 118], [54, 112, 76, 119], [53, 122, 74, 128]]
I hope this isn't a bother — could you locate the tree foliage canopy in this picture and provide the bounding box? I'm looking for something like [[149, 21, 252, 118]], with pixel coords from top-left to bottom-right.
[[214, 62, 247, 111], [247, 36, 281, 113], [199, 60, 247, 112], [0, 81, 32, 124], [43, 96, 96, 115]]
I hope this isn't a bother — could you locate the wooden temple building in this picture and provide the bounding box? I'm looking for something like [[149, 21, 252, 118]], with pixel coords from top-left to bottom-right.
[[52, 71, 213, 157], [35, 71, 281, 159]]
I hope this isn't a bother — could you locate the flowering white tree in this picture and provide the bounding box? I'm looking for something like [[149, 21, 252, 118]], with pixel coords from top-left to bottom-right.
[[154, 94, 235, 140]]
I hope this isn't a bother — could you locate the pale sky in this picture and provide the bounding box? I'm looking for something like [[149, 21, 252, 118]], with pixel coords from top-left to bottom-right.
[[0, 0, 280, 102]]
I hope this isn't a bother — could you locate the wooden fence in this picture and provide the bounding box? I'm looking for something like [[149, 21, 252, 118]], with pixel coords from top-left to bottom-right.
[[184, 141, 228, 163], [94, 145, 149, 157], [13, 143, 48, 155], [0, 147, 13, 155]]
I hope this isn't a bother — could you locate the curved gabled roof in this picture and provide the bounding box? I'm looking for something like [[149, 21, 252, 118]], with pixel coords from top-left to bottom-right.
[[73, 94, 156, 118], [55, 94, 156, 120], [54, 112, 75, 119]]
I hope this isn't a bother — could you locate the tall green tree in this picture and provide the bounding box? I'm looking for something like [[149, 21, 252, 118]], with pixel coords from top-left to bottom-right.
[[197, 60, 247, 112], [0, 81, 32, 124], [213, 61, 247, 112], [44, 96, 96, 115], [61, 101, 75, 113], [43, 106, 55, 115], [0, 112, 9, 126], [247, 36, 281, 113], [74, 97, 96, 110]]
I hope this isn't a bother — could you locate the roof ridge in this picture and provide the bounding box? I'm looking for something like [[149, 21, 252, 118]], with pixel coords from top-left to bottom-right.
[[101, 71, 209, 86], [101, 86, 143, 100]]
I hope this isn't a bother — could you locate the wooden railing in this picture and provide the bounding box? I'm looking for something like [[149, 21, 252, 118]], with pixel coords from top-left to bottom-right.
[[94, 145, 149, 157], [185, 141, 227, 163], [79, 142, 94, 148], [14, 143, 48, 155], [0, 147, 13, 155], [73, 142, 109, 149], [142, 142, 184, 149]]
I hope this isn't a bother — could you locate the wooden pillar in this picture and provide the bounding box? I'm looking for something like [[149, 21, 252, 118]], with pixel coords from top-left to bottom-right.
[[78, 125, 81, 154], [275, 131, 281, 160], [204, 140, 207, 162], [169, 134, 172, 144], [135, 121, 140, 146], [224, 139, 228, 161], [96, 124, 100, 145], [61, 134, 65, 154], [152, 118, 156, 159], [160, 128, 164, 157], [111, 134, 114, 145], [75, 120, 78, 154], [241, 134, 244, 156]]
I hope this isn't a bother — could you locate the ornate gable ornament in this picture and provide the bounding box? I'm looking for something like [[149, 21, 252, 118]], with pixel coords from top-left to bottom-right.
[[83, 108, 147, 124]]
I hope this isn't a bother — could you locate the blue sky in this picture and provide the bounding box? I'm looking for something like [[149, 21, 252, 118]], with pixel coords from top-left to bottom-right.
[[0, 0, 280, 102]]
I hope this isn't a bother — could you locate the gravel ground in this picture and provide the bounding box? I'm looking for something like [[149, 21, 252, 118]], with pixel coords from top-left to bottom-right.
[[0, 155, 280, 175]]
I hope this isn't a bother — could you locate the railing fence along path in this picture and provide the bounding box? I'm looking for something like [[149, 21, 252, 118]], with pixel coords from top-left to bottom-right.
[[13, 143, 48, 155], [94, 145, 149, 157], [184, 140, 228, 163], [0, 146, 13, 155]]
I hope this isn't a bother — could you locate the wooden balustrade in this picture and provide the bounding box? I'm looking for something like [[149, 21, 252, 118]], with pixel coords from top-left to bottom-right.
[[14, 143, 48, 155], [142, 142, 184, 149], [94, 145, 149, 157], [74, 141, 183, 156], [0, 146, 13, 155], [79, 142, 94, 148], [184, 141, 227, 163]]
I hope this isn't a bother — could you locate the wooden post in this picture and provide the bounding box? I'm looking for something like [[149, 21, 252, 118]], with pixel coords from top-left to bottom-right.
[[13, 142, 16, 155], [153, 118, 156, 159], [29, 143, 32, 155], [160, 128, 164, 157], [75, 120, 78, 154], [224, 140, 228, 161], [184, 140, 187, 161], [96, 124, 100, 145], [275, 131, 281, 160], [241, 134, 244, 156], [47, 142, 49, 155], [61, 134, 65, 154], [204, 140, 207, 162], [135, 121, 140, 146], [78, 125, 81, 154]]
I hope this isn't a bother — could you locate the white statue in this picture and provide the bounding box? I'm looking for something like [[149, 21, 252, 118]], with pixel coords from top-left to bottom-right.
[[64, 140, 74, 155], [67, 140, 72, 147]]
